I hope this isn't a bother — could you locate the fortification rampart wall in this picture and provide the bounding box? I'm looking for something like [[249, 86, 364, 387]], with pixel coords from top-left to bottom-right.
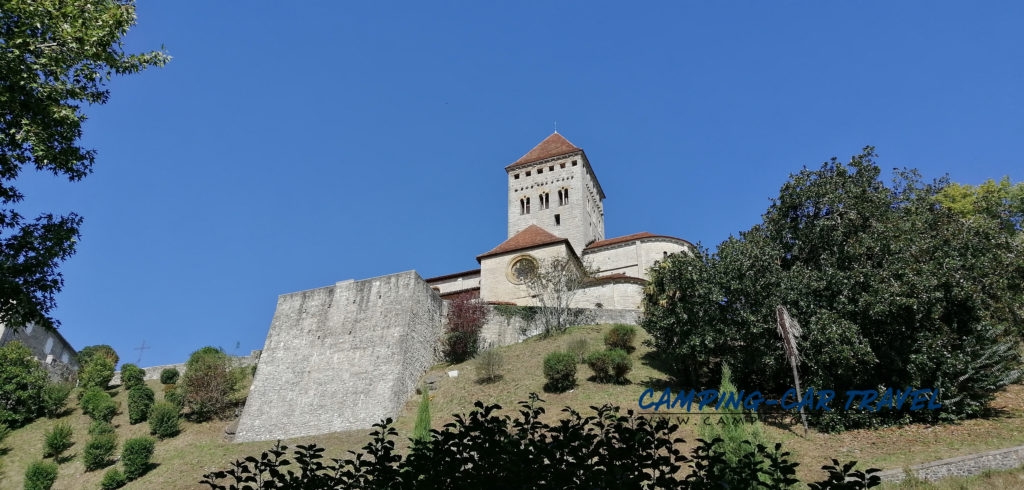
[[235, 271, 443, 442]]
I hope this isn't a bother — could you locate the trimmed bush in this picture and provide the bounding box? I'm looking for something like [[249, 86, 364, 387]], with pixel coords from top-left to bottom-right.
[[122, 437, 156, 479], [127, 384, 155, 424], [40, 383, 73, 418], [604, 324, 636, 351], [88, 420, 116, 436], [566, 337, 590, 363], [0, 341, 48, 426], [100, 468, 127, 489], [77, 345, 119, 367], [543, 351, 577, 392], [149, 401, 181, 439], [160, 367, 180, 385], [83, 433, 118, 471], [79, 356, 115, 391], [80, 387, 117, 422], [24, 460, 58, 490], [42, 421, 73, 460], [585, 350, 613, 381], [164, 386, 185, 410], [120, 364, 145, 390], [609, 349, 633, 382]]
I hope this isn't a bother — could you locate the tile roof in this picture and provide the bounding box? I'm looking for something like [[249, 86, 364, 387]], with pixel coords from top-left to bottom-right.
[[477, 225, 569, 261], [424, 268, 481, 283], [507, 132, 581, 168], [584, 232, 694, 251]]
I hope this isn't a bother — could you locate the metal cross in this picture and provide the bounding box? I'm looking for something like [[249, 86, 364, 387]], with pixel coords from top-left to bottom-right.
[[134, 340, 150, 365]]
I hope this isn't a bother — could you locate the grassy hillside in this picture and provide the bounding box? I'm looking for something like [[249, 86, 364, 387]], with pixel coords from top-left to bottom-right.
[[1, 324, 1022, 488]]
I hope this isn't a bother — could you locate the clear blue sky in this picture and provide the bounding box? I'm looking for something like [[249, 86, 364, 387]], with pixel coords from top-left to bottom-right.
[[16, 1, 1023, 367]]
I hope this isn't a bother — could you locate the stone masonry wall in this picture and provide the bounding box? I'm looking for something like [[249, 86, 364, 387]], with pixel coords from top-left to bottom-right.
[[235, 271, 443, 442], [479, 306, 640, 348], [876, 444, 1024, 482]]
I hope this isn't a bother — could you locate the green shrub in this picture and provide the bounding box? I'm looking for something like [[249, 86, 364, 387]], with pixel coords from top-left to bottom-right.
[[42, 421, 73, 460], [121, 437, 156, 480], [83, 433, 118, 471], [566, 337, 590, 363], [585, 350, 613, 381], [698, 364, 769, 487], [0, 422, 10, 444], [0, 341, 48, 426], [609, 349, 632, 381], [164, 386, 185, 410], [40, 383, 73, 418], [88, 420, 116, 436], [149, 402, 180, 439], [160, 367, 180, 385], [127, 384, 155, 424], [78, 356, 115, 391], [24, 460, 58, 490], [119, 364, 145, 391], [412, 390, 431, 444], [475, 348, 504, 383], [100, 468, 127, 489], [542, 351, 577, 392], [181, 346, 231, 421], [80, 387, 117, 422], [603, 324, 636, 351], [77, 345, 119, 367]]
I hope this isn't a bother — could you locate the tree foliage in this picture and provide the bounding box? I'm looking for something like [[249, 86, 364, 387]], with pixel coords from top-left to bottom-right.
[[642, 148, 1024, 430], [78, 356, 115, 391], [181, 346, 232, 421], [524, 257, 592, 335], [0, 340, 47, 426], [442, 296, 488, 363], [0, 0, 168, 330], [76, 345, 119, 367], [201, 395, 879, 489]]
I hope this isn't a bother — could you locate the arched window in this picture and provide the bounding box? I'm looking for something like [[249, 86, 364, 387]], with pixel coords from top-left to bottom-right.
[[526, 197, 531, 214]]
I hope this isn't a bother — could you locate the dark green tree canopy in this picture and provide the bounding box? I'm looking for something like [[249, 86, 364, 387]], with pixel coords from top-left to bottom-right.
[[643, 148, 1023, 430], [1, 0, 168, 329]]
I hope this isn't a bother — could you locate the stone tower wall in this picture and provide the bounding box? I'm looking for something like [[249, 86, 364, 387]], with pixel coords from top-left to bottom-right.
[[507, 152, 604, 255], [235, 270, 443, 442]]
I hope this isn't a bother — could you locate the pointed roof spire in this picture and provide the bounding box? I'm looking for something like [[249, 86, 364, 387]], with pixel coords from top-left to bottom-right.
[[508, 132, 581, 168]]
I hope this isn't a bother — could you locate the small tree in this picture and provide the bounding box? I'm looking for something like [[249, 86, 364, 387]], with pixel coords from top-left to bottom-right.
[[0, 341, 47, 426], [543, 351, 577, 392], [76, 345, 119, 369], [79, 356, 115, 391], [160, 368, 180, 385], [698, 363, 769, 485], [149, 401, 180, 439], [120, 364, 145, 390], [127, 385, 155, 424], [83, 433, 118, 471], [43, 422, 73, 461], [412, 390, 431, 444], [40, 383, 73, 418], [80, 387, 117, 422], [475, 348, 504, 383], [443, 296, 488, 363], [181, 346, 231, 421], [524, 257, 592, 336], [121, 437, 156, 480], [24, 460, 58, 490]]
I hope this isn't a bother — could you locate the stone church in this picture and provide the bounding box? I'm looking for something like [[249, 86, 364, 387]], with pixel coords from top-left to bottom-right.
[[235, 132, 692, 442], [425, 132, 692, 309]]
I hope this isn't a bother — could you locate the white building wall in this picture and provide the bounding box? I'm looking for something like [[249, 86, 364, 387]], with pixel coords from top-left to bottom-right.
[[479, 242, 574, 305], [426, 273, 481, 295], [571, 282, 644, 310], [584, 238, 691, 280]]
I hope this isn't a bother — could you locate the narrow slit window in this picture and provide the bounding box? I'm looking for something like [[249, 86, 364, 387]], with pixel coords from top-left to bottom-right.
[[526, 197, 531, 214], [555, 214, 561, 226], [520, 199, 525, 215]]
